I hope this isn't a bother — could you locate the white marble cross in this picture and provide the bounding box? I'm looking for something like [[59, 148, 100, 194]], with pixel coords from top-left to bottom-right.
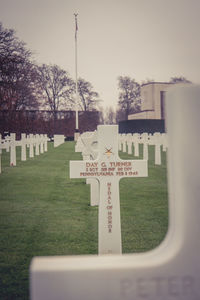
[[35, 134, 40, 156], [70, 125, 148, 255], [0, 134, 9, 172], [44, 134, 48, 152], [20, 133, 27, 161], [80, 130, 99, 206], [75, 131, 99, 206], [4, 135, 10, 152], [40, 135, 44, 154], [126, 134, 133, 154], [79, 131, 98, 161], [140, 132, 149, 160], [10, 133, 16, 166], [153, 132, 161, 165], [29, 134, 34, 158], [121, 134, 127, 152], [133, 133, 139, 156]]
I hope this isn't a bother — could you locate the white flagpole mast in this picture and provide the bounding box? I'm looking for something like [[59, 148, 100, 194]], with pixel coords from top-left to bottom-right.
[[74, 13, 79, 132]]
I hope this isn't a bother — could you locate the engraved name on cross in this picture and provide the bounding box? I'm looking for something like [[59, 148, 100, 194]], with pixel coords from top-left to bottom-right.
[[70, 125, 148, 255]]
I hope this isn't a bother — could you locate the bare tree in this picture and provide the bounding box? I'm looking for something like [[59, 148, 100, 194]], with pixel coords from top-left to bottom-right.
[[117, 76, 141, 120], [104, 106, 116, 124], [97, 105, 105, 124], [116, 107, 126, 124], [37, 64, 75, 118], [78, 78, 100, 111], [0, 22, 40, 111]]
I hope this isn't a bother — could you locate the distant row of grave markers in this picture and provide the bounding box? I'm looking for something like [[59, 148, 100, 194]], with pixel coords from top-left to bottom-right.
[[0, 133, 49, 173], [0, 133, 69, 174], [118, 131, 167, 164]]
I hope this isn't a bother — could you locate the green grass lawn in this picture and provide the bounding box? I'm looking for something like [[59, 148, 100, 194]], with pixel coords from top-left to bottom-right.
[[0, 142, 168, 299]]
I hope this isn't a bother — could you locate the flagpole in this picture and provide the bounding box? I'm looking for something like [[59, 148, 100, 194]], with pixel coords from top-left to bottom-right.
[[74, 13, 79, 135]]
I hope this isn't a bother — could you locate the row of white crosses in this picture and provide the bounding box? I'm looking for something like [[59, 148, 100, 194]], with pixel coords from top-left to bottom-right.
[[119, 132, 168, 165], [0, 133, 48, 173], [31, 85, 200, 300]]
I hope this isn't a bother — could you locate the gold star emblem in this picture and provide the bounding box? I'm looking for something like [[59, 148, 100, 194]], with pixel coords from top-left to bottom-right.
[[105, 148, 113, 158]]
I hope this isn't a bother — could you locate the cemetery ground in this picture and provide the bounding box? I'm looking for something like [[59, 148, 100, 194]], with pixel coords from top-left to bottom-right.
[[0, 142, 168, 299]]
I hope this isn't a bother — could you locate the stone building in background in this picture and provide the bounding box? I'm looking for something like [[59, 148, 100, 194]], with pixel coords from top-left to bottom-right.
[[128, 82, 174, 120], [120, 81, 191, 133]]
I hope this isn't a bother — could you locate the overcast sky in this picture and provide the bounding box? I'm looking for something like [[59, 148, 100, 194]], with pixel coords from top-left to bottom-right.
[[1, 0, 200, 109]]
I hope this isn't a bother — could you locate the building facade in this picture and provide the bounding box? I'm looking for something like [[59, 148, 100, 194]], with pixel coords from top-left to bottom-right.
[[128, 82, 174, 120]]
